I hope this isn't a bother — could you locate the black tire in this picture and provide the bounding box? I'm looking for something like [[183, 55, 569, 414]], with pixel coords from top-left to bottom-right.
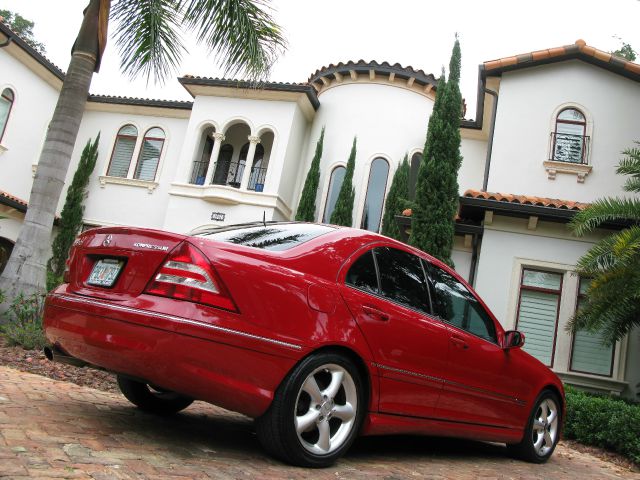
[[116, 375, 194, 415], [507, 390, 562, 463], [256, 352, 366, 467]]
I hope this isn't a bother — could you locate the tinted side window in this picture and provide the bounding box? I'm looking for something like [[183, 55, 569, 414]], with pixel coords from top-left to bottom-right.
[[375, 247, 431, 314], [426, 263, 497, 343], [345, 250, 378, 294]]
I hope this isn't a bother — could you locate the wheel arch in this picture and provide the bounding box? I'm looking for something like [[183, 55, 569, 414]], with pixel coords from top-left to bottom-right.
[[287, 344, 374, 412], [541, 383, 565, 422]]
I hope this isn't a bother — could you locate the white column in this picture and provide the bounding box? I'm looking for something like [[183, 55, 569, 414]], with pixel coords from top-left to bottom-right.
[[240, 135, 261, 190], [204, 132, 225, 185]]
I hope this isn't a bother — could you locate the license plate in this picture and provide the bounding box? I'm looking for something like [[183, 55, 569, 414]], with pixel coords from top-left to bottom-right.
[[87, 259, 124, 287]]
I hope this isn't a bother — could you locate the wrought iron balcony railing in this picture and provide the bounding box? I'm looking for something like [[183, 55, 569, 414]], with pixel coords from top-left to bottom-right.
[[549, 132, 590, 164], [189, 160, 209, 185], [248, 166, 268, 192]]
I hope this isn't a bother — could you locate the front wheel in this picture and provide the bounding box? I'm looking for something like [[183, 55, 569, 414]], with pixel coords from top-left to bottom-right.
[[508, 390, 561, 463], [117, 375, 194, 415], [256, 353, 366, 467]]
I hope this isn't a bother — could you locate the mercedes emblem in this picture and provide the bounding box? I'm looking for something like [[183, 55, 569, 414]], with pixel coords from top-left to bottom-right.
[[103, 234, 113, 247]]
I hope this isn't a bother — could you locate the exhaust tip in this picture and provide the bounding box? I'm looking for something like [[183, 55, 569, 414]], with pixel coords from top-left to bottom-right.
[[43, 346, 54, 361]]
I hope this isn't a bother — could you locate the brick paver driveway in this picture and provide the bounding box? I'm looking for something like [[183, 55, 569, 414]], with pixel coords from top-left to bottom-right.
[[0, 366, 637, 479]]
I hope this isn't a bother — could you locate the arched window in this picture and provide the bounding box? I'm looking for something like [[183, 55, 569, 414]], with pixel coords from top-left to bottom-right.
[[361, 158, 390, 232], [212, 144, 233, 185], [552, 108, 587, 164], [0, 88, 15, 143], [134, 127, 165, 181], [323, 166, 346, 222], [248, 144, 266, 191], [107, 124, 138, 177]]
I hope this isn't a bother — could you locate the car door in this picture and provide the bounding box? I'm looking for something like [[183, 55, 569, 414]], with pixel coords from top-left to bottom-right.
[[339, 245, 450, 419], [424, 261, 529, 429]]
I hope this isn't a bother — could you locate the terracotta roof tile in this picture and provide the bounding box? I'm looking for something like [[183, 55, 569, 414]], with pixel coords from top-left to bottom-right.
[[307, 60, 439, 91], [463, 189, 589, 211], [0, 190, 27, 208], [483, 39, 640, 82]]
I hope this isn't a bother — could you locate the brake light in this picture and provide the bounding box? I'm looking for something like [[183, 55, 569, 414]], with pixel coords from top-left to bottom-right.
[[145, 241, 237, 312]]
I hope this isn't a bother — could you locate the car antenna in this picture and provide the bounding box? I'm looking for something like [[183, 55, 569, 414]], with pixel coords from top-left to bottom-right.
[[262, 211, 266, 228]]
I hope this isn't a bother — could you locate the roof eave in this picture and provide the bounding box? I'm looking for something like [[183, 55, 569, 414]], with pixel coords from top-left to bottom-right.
[[0, 22, 65, 83], [178, 77, 320, 111]]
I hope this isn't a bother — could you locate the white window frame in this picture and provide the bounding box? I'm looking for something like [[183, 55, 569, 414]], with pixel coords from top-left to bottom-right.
[[99, 122, 169, 193], [543, 103, 594, 183]]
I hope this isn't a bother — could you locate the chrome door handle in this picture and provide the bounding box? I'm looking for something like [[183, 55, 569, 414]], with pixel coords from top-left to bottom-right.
[[362, 305, 389, 321]]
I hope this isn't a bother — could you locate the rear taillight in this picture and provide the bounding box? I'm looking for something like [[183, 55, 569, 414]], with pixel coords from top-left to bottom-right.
[[144, 241, 237, 312]]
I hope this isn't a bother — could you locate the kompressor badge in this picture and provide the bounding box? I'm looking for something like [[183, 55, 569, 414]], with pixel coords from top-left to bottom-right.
[[134, 242, 169, 251]]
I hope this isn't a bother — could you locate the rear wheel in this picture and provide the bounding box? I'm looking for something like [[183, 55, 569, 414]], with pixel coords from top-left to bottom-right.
[[116, 375, 194, 415], [508, 390, 561, 463], [256, 352, 365, 467]]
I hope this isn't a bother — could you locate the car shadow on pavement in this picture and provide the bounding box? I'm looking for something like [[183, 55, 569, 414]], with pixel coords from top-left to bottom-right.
[[83, 400, 509, 464], [349, 434, 508, 461]]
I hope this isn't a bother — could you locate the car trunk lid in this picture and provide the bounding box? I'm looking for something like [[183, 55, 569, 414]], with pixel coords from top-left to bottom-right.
[[66, 227, 187, 300]]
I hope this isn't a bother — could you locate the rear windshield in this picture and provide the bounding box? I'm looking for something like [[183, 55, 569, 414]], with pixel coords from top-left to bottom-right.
[[193, 223, 335, 251]]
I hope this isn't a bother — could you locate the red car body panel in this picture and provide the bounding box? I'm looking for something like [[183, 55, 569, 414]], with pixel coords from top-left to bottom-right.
[[43, 224, 564, 444]]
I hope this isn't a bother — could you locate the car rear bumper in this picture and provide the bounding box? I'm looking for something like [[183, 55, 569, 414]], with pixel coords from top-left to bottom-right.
[[43, 287, 300, 418]]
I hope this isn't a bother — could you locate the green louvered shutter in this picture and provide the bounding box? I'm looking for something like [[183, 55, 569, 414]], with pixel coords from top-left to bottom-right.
[[134, 128, 165, 181], [570, 278, 614, 376], [516, 270, 562, 366], [107, 125, 137, 177]]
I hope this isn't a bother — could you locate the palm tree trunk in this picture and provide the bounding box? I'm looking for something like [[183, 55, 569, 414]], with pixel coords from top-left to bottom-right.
[[0, 0, 102, 314]]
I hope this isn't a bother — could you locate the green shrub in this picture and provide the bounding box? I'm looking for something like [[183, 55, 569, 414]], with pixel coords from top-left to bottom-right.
[[564, 386, 640, 464], [1, 293, 47, 350]]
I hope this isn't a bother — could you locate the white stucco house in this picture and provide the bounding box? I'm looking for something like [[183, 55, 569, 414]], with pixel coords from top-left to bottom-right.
[[1, 21, 638, 399]]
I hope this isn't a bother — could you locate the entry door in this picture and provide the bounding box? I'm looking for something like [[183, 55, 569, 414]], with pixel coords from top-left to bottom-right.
[[339, 246, 450, 419]]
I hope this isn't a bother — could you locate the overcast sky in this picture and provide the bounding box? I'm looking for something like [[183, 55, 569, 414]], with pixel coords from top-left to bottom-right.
[[2, 0, 639, 117]]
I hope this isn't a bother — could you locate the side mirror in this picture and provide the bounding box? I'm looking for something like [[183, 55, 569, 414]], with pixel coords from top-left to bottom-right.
[[503, 330, 525, 350]]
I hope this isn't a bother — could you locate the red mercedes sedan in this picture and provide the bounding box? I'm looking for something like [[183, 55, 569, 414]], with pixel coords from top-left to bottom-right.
[[43, 222, 564, 467]]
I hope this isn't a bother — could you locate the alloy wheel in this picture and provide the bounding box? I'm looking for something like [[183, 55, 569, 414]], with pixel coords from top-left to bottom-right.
[[294, 363, 358, 455], [531, 397, 559, 457]]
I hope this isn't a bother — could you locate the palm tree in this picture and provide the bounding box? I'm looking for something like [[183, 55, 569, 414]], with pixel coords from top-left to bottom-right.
[[569, 143, 640, 344], [0, 0, 286, 306]]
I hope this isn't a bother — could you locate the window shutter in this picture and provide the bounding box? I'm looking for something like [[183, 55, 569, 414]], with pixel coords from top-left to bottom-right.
[[107, 136, 136, 177], [518, 290, 559, 366], [570, 280, 614, 376], [0, 88, 15, 141], [571, 330, 613, 376], [134, 137, 164, 181], [516, 270, 562, 366]]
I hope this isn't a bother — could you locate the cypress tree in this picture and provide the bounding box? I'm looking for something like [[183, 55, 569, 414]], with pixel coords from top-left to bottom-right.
[[330, 137, 357, 227], [295, 127, 325, 221], [409, 38, 463, 267], [47, 135, 100, 290], [380, 154, 410, 240]]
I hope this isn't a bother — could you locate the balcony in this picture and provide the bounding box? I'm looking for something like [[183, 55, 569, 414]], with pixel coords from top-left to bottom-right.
[[544, 132, 592, 183], [550, 132, 589, 164]]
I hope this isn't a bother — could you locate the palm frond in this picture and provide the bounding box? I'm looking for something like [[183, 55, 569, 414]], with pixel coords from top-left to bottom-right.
[[617, 144, 640, 192], [112, 0, 186, 82], [179, 0, 286, 80], [576, 226, 640, 274], [570, 197, 640, 235]]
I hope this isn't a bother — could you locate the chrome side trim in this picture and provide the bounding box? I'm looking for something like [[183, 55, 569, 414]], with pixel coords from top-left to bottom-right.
[[372, 362, 525, 406], [51, 293, 303, 351], [372, 362, 441, 384]]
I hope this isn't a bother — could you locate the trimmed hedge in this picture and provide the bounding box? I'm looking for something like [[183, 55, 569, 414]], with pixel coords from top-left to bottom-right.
[[564, 386, 640, 463]]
